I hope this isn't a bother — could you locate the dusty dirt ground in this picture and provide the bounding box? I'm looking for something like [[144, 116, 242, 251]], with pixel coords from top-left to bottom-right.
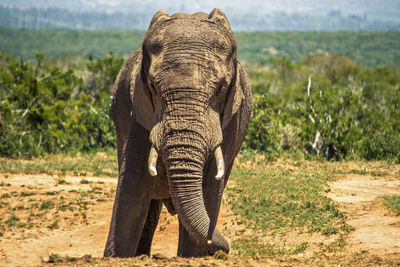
[[0, 175, 116, 266], [0, 161, 399, 266], [0, 173, 246, 266], [328, 175, 400, 256]]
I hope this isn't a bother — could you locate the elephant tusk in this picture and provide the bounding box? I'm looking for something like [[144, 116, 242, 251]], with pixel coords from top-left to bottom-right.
[[148, 145, 158, 176], [214, 146, 225, 180]]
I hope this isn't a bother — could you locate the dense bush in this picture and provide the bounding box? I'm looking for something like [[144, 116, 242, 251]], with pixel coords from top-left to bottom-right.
[[0, 51, 121, 157], [245, 56, 400, 162], [244, 93, 280, 157]]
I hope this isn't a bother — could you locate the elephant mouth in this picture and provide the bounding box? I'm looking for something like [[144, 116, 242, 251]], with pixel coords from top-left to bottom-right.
[[148, 144, 225, 181]]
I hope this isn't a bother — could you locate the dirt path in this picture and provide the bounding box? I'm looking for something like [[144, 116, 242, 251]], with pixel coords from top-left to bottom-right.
[[328, 175, 400, 256]]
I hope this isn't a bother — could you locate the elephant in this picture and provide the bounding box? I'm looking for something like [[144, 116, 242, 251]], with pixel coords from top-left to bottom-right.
[[104, 8, 252, 258]]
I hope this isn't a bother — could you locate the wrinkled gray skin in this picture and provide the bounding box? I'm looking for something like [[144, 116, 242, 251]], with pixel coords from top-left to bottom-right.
[[104, 8, 252, 258]]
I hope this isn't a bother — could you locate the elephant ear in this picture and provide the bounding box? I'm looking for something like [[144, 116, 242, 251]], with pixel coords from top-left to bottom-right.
[[149, 9, 169, 27], [132, 54, 154, 131], [209, 8, 232, 31], [222, 62, 249, 129]]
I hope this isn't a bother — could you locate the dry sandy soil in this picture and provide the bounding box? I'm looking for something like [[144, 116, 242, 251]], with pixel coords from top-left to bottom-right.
[[0, 161, 399, 266], [328, 175, 400, 256]]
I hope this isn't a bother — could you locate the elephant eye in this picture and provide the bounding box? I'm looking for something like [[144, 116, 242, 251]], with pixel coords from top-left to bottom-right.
[[216, 81, 224, 96], [212, 40, 229, 55], [150, 42, 163, 56]]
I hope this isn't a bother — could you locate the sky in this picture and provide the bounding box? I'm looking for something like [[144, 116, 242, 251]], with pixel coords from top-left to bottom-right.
[[2, 0, 400, 15], [93, 0, 400, 14]]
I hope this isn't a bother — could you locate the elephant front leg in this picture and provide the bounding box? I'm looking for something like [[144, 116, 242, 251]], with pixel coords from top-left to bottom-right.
[[135, 199, 163, 256], [177, 222, 206, 257], [104, 122, 156, 257]]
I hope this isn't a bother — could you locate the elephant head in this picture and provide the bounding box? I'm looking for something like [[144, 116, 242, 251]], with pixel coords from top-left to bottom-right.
[[133, 9, 247, 254]]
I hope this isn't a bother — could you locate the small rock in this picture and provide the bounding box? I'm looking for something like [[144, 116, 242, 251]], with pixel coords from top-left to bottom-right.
[[81, 255, 92, 262], [137, 255, 149, 260], [152, 253, 168, 260], [40, 256, 50, 263]]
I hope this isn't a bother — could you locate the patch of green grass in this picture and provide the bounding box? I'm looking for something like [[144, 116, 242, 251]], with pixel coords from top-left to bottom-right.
[[11, 205, 25, 211], [227, 167, 349, 235], [0, 148, 117, 178], [48, 253, 61, 262], [340, 169, 389, 177], [232, 237, 286, 257], [48, 220, 59, 230], [5, 214, 20, 227], [55, 178, 70, 185], [370, 171, 389, 177], [48, 253, 80, 263], [292, 242, 308, 254], [383, 195, 400, 215], [20, 191, 36, 197], [227, 163, 352, 256], [39, 200, 55, 210], [17, 222, 27, 228], [57, 201, 75, 212], [1, 193, 10, 199], [348, 169, 368, 175], [90, 186, 102, 193], [46, 191, 59, 195], [0, 182, 11, 187], [80, 179, 90, 184], [0, 201, 9, 208], [324, 235, 347, 252]]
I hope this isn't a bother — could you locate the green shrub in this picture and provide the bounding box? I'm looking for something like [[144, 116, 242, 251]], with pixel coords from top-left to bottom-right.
[[244, 56, 400, 162], [0, 52, 121, 157], [244, 93, 280, 159]]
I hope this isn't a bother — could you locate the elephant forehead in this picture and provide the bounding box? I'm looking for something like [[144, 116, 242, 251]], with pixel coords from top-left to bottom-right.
[[165, 19, 215, 35], [156, 19, 231, 47]]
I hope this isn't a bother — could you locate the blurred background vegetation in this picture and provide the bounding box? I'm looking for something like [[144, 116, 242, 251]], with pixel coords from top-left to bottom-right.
[[0, 29, 399, 162], [1, 29, 400, 68]]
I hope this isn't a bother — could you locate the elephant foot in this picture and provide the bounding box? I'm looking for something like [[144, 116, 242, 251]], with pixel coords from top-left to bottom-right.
[[103, 241, 117, 257]]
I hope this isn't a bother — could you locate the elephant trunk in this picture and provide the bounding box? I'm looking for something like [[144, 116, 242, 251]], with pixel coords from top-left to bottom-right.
[[162, 132, 229, 254]]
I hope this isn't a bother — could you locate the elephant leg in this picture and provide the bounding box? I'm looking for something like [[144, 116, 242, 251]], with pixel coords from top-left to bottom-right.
[[104, 121, 155, 257], [177, 222, 206, 257], [205, 164, 234, 224], [135, 199, 163, 256]]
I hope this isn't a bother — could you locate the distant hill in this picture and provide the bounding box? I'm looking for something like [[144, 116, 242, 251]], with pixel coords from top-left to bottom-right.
[[1, 28, 399, 68], [0, 0, 399, 31]]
